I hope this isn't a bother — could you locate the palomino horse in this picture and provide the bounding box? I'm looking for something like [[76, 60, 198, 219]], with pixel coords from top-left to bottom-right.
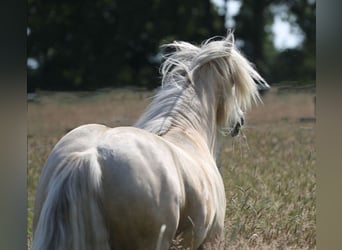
[[32, 33, 268, 250]]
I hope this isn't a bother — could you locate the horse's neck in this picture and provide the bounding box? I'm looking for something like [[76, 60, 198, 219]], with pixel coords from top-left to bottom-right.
[[191, 75, 220, 155], [164, 84, 219, 156], [163, 128, 217, 161], [135, 79, 219, 155]]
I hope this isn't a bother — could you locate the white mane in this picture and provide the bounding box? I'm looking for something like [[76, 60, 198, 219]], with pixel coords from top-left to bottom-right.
[[134, 33, 268, 138]]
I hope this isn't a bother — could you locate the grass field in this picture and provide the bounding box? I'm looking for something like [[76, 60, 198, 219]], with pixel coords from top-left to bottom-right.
[[28, 86, 316, 249]]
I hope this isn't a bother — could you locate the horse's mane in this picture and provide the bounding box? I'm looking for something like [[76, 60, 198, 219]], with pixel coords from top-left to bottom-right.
[[134, 33, 268, 136]]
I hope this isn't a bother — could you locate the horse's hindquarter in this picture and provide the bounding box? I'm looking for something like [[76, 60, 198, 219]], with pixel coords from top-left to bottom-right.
[[96, 127, 184, 249], [33, 124, 109, 230], [97, 127, 226, 248], [34, 125, 182, 249]]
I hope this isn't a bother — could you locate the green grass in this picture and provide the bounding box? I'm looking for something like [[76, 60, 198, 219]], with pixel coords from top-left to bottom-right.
[[28, 87, 316, 249]]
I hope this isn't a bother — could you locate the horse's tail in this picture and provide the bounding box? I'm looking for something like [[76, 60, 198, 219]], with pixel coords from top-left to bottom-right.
[[32, 149, 110, 250]]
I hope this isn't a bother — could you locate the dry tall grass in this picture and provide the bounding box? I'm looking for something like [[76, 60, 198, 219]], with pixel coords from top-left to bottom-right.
[[28, 86, 315, 249]]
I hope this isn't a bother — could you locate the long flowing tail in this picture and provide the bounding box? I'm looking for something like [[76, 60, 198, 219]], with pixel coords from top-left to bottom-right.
[[32, 149, 110, 250]]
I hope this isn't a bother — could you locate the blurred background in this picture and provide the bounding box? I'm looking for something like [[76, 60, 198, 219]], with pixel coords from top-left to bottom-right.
[[27, 2, 316, 247], [27, 0, 315, 92]]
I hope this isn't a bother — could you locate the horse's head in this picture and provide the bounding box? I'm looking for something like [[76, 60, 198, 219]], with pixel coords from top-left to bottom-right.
[[191, 33, 269, 137], [231, 117, 244, 137], [155, 32, 269, 138]]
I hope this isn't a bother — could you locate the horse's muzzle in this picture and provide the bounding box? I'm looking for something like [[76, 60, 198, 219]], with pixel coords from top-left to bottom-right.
[[231, 117, 244, 137]]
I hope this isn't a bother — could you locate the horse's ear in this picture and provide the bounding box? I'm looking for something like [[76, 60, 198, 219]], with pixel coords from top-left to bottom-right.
[[225, 31, 235, 45]]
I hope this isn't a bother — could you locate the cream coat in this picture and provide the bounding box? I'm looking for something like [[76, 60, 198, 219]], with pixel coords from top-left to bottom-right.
[[32, 33, 268, 250]]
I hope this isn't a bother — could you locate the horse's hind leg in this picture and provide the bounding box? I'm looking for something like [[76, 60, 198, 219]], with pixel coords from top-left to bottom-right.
[[107, 223, 174, 250], [199, 233, 225, 250]]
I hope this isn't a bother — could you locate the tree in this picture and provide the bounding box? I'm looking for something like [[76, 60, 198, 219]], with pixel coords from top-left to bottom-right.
[[227, 0, 315, 84], [27, 0, 226, 91], [233, 0, 276, 81]]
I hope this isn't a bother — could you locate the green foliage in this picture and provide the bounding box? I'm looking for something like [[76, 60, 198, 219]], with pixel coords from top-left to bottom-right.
[[28, 0, 226, 91], [233, 0, 315, 84], [28, 0, 315, 91], [271, 48, 315, 83]]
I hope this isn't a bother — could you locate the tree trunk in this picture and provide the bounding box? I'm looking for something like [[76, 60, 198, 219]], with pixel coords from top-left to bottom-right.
[[252, 0, 266, 64]]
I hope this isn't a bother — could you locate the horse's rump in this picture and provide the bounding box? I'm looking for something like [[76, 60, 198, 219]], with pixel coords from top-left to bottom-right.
[[32, 138, 110, 250]]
